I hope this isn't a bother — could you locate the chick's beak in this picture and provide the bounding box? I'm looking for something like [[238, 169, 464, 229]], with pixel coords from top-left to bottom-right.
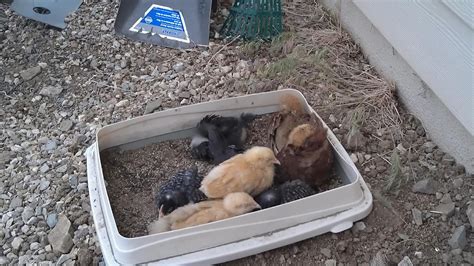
[[273, 158, 281, 165]]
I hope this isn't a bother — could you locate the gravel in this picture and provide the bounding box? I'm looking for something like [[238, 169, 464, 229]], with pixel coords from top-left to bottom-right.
[[1, 0, 472, 264]]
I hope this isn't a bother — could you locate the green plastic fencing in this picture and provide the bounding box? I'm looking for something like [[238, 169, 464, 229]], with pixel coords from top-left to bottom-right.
[[220, 0, 283, 40]]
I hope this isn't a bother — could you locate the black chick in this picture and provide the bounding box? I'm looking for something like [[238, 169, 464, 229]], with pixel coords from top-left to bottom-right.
[[254, 180, 317, 209], [191, 113, 255, 164], [155, 166, 207, 215]]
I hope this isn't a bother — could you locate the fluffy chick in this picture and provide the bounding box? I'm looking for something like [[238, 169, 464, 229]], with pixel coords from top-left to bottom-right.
[[191, 113, 255, 164], [156, 167, 207, 215], [147, 192, 260, 234], [276, 123, 334, 187], [255, 179, 317, 209], [200, 146, 280, 198], [270, 94, 322, 153]]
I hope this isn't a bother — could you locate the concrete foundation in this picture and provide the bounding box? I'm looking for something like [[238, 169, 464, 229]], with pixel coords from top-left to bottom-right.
[[320, 0, 474, 173]]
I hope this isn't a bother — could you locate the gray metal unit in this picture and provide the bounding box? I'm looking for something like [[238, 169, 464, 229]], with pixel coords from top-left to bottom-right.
[[114, 0, 212, 49], [10, 0, 82, 29]]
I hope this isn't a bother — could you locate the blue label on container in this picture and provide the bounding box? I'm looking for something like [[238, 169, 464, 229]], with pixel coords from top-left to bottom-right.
[[129, 5, 189, 43]]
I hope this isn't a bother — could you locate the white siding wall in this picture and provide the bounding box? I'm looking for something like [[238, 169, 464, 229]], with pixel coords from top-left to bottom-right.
[[353, 0, 474, 136]]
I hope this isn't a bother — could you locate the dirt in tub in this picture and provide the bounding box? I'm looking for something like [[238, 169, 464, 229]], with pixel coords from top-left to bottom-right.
[[100, 114, 343, 237]]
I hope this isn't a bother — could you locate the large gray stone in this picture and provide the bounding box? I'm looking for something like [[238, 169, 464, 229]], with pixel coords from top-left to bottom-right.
[[47, 214, 73, 254], [435, 202, 455, 217], [39, 86, 63, 97], [21, 206, 34, 223], [412, 179, 439, 194], [398, 256, 413, 266], [11, 236, 23, 250], [467, 203, 474, 228], [448, 225, 467, 250], [20, 66, 41, 81]]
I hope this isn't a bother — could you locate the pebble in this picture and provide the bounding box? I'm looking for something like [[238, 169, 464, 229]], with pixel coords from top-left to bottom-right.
[[398, 256, 413, 266], [11, 236, 23, 250], [412, 178, 439, 194], [115, 99, 129, 108], [411, 208, 423, 225], [452, 178, 463, 189], [47, 213, 58, 228], [40, 164, 50, 173], [0, 257, 9, 264], [77, 183, 88, 192], [48, 215, 73, 254], [325, 259, 337, 266], [39, 179, 50, 191], [9, 196, 22, 209], [173, 62, 185, 72], [60, 120, 73, 131], [467, 203, 474, 227], [448, 225, 467, 250], [20, 66, 42, 81], [354, 221, 366, 232], [30, 242, 40, 250], [434, 202, 455, 217], [39, 86, 63, 97], [144, 99, 162, 114], [22, 207, 34, 223], [320, 248, 332, 258], [68, 175, 78, 188]]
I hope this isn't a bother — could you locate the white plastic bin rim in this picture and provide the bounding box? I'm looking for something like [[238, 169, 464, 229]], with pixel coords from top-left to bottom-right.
[[87, 89, 373, 264]]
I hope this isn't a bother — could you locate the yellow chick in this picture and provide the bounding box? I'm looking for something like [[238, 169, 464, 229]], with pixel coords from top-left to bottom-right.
[[147, 192, 261, 234], [199, 146, 280, 198]]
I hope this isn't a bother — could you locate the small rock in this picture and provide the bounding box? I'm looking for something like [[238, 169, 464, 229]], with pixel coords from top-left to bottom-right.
[[414, 251, 423, 259], [325, 259, 337, 266], [39, 179, 50, 191], [40, 164, 50, 173], [11, 237, 23, 250], [60, 120, 73, 131], [412, 208, 423, 225], [398, 256, 413, 266], [9, 196, 22, 209], [47, 213, 58, 228], [47, 214, 74, 254], [39, 86, 63, 97], [144, 99, 162, 114], [221, 66, 232, 74], [448, 225, 467, 250], [22, 207, 34, 223], [452, 178, 463, 189], [350, 153, 358, 163], [440, 193, 452, 204], [344, 130, 367, 150], [77, 183, 87, 192], [20, 66, 41, 81], [68, 175, 78, 188], [412, 179, 439, 194], [30, 242, 40, 251], [354, 221, 366, 232], [434, 202, 455, 217], [435, 192, 443, 200], [0, 257, 9, 264], [173, 62, 185, 72], [56, 254, 71, 265], [115, 99, 129, 108], [44, 140, 57, 151], [467, 203, 474, 227], [321, 248, 331, 258]]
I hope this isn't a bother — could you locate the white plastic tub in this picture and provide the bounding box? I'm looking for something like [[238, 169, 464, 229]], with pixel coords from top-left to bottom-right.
[[86, 89, 373, 265]]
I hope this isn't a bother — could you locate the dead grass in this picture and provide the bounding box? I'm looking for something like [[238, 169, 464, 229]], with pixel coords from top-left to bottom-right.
[[383, 149, 406, 195]]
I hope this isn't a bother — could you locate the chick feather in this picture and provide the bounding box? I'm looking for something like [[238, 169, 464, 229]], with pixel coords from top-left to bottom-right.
[[276, 123, 334, 187], [270, 94, 323, 153], [155, 166, 207, 215], [191, 113, 255, 164], [200, 146, 279, 198], [147, 192, 260, 234], [269, 94, 334, 187], [255, 179, 317, 209]]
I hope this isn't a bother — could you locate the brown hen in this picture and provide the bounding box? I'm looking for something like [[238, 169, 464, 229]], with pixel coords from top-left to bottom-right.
[[270, 93, 334, 187]]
